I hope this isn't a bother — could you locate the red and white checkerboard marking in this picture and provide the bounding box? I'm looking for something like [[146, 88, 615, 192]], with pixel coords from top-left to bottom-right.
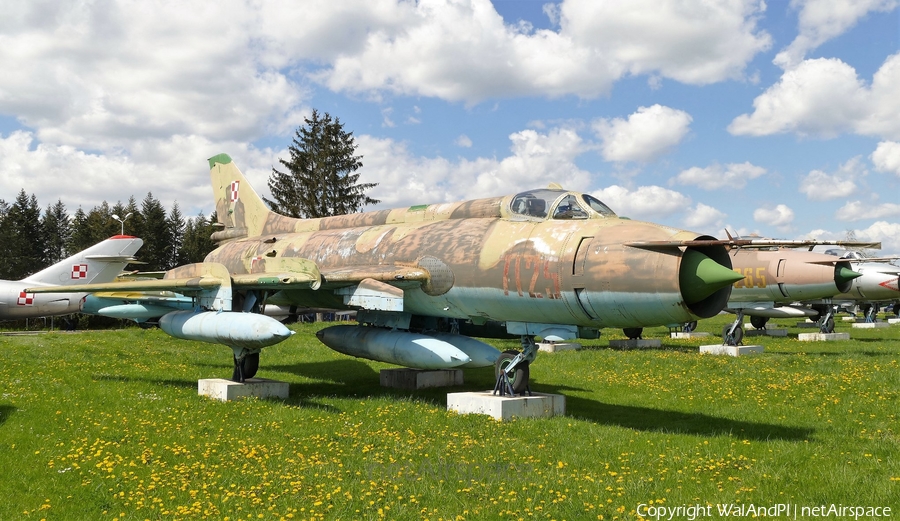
[[17, 292, 34, 306], [71, 264, 88, 279], [230, 180, 240, 202]]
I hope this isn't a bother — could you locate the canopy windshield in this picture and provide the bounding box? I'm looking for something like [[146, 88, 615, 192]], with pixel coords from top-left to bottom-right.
[[509, 189, 616, 220]]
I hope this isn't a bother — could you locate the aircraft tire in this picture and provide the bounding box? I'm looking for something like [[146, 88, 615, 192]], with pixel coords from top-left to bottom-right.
[[232, 352, 260, 381], [749, 316, 768, 330], [623, 327, 643, 340], [820, 317, 835, 334], [242, 352, 260, 379], [722, 324, 743, 346], [495, 350, 529, 395]]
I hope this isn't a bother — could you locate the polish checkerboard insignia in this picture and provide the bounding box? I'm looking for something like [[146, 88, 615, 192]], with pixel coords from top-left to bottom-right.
[[17, 291, 34, 306], [71, 264, 88, 279], [230, 181, 240, 202]]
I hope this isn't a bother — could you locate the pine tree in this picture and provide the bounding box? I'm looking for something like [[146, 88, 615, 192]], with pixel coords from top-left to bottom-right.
[[166, 202, 185, 270], [0, 199, 15, 279], [41, 200, 71, 264], [139, 192, 171, 271], [68, 207, 93, 253], [179, 211, 218, 264], [6, 190, 44, 278], [265, 109, 379, 218]]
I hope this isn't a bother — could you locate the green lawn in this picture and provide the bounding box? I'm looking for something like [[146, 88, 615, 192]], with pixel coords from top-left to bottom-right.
[[1, 314, 898, 520]]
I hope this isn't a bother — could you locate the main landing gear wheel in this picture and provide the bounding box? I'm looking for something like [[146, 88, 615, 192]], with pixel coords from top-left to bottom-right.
[[722, 324, 743, 346], [232, 352, 260, 382], [623, 327, 643, 340], [818, 316, 835, 334], [749, 316, 768, 330], [495, 349, 530, 395]]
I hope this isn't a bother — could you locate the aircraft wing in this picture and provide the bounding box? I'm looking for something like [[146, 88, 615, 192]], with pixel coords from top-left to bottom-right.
[[626, 239, 882, 251], [25, 259, 425, 296]]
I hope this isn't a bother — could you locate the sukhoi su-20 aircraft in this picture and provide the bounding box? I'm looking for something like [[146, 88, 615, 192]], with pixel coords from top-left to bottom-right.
[[30, 154, 749, 393]]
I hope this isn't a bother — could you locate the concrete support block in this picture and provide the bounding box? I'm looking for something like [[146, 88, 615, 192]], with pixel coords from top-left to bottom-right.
[[670, 332, 710, 339], [744, 328, 788, 337], [852, 322, 890, 329], [609, 339, 662, 349], [380, 368, 463, 389], [198, 378, 289, 402], [798, 332, 850, 342], [537, 342, 581, 353], [699, 345, 764, 356], [842, 317, 857, 322], [888, 318, 900, 325], [447, 391, 565, 421]]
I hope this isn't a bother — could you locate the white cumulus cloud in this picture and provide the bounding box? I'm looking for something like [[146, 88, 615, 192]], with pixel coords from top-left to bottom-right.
[[799, 157, 866, 201], [672, 162, 766, 190], [754, 204, 795, 227], [683, 203, 727, 232], [774, 0, 898, 69], [358, 126, 592, 209], [729, 54, 900, 140], [591, 185, 691, 220], [593, 105, 692, 162], [871, 141, 900, 176], [835, 201, 900, 221]]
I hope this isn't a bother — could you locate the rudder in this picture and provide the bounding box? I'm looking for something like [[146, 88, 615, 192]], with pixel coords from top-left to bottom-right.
[[209, 153, 272, 241]]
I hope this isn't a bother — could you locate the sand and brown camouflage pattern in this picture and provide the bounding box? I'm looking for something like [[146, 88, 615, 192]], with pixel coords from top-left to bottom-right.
[[205, 154, 740, 329]]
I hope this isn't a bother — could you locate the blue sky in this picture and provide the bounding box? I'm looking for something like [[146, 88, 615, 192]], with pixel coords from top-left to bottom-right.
[[1, 1, 899, 252]]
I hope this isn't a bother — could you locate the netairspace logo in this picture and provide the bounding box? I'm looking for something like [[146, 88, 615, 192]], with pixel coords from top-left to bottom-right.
[[637, 503, 893, 520]]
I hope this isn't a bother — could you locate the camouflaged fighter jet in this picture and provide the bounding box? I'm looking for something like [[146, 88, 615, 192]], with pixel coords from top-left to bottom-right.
[[1, 235, 142, 321], [29, 154, 745, 393], [720, 247, 870, 344]]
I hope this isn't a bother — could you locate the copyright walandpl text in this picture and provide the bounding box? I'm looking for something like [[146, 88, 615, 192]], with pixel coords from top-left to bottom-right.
[[637, 503, 893, 520]]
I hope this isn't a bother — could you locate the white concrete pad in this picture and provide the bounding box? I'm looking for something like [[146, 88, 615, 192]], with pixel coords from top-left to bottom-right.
[[380, 368, 463, 389], [699, 345, 764, 356], [447, 391, 565, 421], [798, 332, 851, 342], [609, 339, 662, 349], [842, 317, 857, 322], [745, 328, 788, 337], [537, 342, 581, 353], [888, 318, 900, 325], [852, 322, 890, 329], [198, 378, 289, 402], [670, 332, 710, 339]]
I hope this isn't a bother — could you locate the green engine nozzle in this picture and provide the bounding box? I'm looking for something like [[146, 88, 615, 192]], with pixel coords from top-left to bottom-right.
[[679, 249, 745, 305]]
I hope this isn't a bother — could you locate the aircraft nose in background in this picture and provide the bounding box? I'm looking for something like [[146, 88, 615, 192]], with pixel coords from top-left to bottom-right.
[[679, 249, 745, 305], [835, 266, 863, 285]]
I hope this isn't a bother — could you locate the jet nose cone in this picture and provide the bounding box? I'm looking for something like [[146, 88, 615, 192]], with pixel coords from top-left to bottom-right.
[[835, 266, 862, 285], [679, 249, 745, 305]]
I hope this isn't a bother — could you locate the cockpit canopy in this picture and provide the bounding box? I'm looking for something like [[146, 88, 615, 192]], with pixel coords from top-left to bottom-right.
[[509, 189, 616, 220]]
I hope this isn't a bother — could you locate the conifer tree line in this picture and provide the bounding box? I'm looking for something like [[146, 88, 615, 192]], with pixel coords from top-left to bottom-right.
[[0, 109, 379, 282], [0, 190, 217, 280]]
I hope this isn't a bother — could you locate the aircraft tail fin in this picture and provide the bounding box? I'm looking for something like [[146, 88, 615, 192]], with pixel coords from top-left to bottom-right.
[[22, 236, 144, 286], [209, 153, 273, 242]]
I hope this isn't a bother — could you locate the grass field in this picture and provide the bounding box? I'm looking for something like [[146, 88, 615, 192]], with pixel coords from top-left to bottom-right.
[[1, 314, 898, 520]]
